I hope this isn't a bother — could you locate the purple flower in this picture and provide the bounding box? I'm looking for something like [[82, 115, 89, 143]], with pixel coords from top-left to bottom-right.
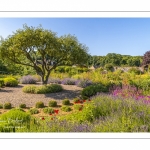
[[61, 78, 77, 85], [20, 75, 37, 84]]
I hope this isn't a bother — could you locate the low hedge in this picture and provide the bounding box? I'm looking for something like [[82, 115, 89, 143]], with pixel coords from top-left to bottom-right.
[[81, 83, 108, 98], [22, 84, 63, 94]]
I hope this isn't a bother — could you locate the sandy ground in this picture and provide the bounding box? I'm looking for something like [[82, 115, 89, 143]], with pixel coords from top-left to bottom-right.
[[0, 84, 83, 107]]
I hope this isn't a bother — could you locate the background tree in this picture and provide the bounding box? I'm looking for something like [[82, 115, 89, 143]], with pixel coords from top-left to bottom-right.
[[0, 25, 89, 84], [141, 50, 150, 66]]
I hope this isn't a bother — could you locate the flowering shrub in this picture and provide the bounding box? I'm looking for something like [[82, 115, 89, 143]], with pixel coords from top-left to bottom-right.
[[61, 78, 77, 85], [109, 84, 150, 104], [76, 79, 93, 88], [48, 78, 62, 84], [54, 109, 59, 114], [110, 84, 143, 99], [20, 75, 37, 84]]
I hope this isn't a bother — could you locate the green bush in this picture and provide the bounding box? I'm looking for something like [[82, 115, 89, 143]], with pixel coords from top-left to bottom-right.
[[22, 84, 63, 94], [3, 102, 12, 109], [19, 104, 26, 108], [3, 77, 18, 87], [62, 99, 70, 105], [43, 107, 54, 114], [128, 67, 142, 75], [0, 108, 30, 123], [29, 108, 39, 114], [73, 97, 80, 103], [61, 106, 72, 112], [22, 85, 36, 93], [35, 101, 44, 108], [73, 104, 83, 111], [55, 66, 65, 73], [35, 85, 50, 94], [104, 64, 114, 72], [49, 84, 63, 93], [81, 84, 108, 98], [0, 79, 4, 87], [48, 100, 57, 107], [0, 103, 3, 109]]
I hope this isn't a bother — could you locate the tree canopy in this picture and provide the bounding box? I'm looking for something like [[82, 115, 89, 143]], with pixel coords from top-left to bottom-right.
[[0, 25, 89, 84], [141, 50, 150, 66]]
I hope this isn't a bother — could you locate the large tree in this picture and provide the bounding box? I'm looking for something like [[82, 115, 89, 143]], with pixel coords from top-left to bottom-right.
[[141, 50, 150, 66], [0, 25, 89, 84]]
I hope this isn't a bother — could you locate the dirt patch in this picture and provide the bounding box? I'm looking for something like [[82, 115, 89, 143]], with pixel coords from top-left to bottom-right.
[[0, 84, 83, 107]]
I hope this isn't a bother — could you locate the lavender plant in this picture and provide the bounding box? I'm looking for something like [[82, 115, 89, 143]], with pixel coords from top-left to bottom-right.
[[76, 79, 93, 88], [20, 75, 37, 84], [61, 78, 77, 85], [48, 78, 62, 84]]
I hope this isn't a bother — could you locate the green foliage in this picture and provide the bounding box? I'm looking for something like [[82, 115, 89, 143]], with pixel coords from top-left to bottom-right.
[[3, 77, 18, 87], [0, 25, 89, 84], [128, 67, 142, 75], [0, 103, 3, 109], [62, 99, 71, 105], [55, 66, 88, 76], [35, 101, 44, 108], [0, 79, 4, 87], [22, 85, 36, 93], [29, 108, 39, 114], [61, 106, 72, 112], [87, 53, 142, 67], [81, 84, 108, 98], [19, 104, 26, 108], [22, 84, 63, 94], [43, 107, 54, 114], [0, 108, 30, 122], [73, 104, 83, 111], [35, 84, 63, 94], [73, 97, 80, 103], [0, 108, 30, 123], [35, 85, 51, 94], [3, 102, 12, 109], [104, 63, 114, 71], [60, 101, 99, 123], [2, 94, 150, 132], [48, 100, 57, 107], [90, 95, 150, 132]]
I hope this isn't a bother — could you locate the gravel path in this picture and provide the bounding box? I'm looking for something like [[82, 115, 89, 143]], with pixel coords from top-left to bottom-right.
[[0, 84, 83, 107]]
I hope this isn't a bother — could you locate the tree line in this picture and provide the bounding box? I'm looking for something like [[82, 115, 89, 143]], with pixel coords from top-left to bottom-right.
[[87, 53, 142, 68]]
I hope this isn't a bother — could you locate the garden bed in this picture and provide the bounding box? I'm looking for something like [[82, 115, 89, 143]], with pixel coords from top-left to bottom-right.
[[0, 84, 83, 108]]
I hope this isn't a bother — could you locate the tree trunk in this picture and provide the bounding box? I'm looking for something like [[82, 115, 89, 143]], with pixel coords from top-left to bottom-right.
[[41, 71, 51, 85]]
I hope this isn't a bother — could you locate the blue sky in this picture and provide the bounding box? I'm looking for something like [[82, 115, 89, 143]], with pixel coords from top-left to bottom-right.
[[0, 18, 150, 56]]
